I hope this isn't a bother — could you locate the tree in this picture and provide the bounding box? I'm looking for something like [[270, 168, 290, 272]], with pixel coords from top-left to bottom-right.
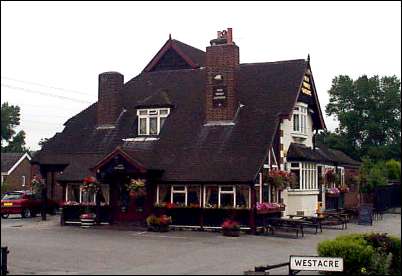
[[323, 75, 401, 161], [1, 102, 28, 152]]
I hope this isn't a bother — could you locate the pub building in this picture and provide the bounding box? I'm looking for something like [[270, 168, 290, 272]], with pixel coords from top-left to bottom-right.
[[31, 28, 360, 232]]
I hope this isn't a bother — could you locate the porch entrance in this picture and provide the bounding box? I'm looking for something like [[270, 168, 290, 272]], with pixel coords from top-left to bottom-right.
[[93, 147, 156, 224], [106, 172, 147, 223]]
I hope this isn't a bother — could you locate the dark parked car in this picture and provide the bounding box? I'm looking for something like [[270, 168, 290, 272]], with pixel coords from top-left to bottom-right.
[[1, 191, 59, 219]]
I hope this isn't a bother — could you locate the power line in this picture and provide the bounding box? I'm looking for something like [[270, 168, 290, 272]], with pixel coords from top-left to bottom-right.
[[1, 76, 94, 97], [1, 83, 92, 104]]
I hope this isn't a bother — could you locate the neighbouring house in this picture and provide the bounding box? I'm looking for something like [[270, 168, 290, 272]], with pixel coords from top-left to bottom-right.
[[1, 152, 32, 194], [32, 28, 361, 231]]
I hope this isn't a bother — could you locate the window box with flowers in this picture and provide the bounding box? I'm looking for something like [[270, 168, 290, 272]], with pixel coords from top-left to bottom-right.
[[221, 219, 241, 237], [256, 202, 286, 214]]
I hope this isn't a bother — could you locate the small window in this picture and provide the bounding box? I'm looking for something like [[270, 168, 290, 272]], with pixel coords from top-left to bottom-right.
[[149, 117, 158, 135], [160, 109, 169, 115], [21, 176, 26, 187], [205, 186, 218, 208], [137, 108, 170, 136], [293, 114, 300, 132], [139, 118, 147, 135]]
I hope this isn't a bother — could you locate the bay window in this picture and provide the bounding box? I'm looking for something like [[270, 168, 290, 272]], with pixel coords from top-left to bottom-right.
[[292, 103, 308, 134], [288, 162, 318, 190], [137, 108, 170, 136]]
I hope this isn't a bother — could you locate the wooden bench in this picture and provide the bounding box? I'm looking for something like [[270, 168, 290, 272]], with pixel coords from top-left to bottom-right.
[[319, 213, 348, 230], [265, 218, 304, 238], [288, 215, 323, 234]]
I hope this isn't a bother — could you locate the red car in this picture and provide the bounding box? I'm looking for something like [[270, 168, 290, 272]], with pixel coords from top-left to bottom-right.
[[1, 190, 59, 219]]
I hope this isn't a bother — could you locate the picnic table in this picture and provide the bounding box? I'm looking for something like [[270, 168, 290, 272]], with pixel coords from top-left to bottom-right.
[[316, 210, 348, 229], [264, 217, 304, 238], [287, 214, 323, 234]]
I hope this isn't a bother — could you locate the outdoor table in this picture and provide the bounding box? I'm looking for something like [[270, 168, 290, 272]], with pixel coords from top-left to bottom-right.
[[316, 211, 348, 229], [287, 215, 323, 233]]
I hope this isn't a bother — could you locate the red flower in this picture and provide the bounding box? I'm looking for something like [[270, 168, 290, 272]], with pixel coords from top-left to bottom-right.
[[221, 219, 240, 230]]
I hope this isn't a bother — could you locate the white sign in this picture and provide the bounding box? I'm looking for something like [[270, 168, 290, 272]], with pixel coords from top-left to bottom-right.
[[290, 256, 343, 272]]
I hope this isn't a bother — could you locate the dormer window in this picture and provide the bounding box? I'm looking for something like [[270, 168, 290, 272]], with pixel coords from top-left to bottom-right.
[[137, 108, 170, 136], [292, 102, 308, 135]]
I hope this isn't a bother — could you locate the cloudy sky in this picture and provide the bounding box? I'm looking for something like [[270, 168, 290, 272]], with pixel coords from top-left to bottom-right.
[[1, 1, 401, 150]]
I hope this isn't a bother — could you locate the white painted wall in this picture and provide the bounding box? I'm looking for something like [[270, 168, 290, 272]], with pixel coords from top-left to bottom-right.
[[279, 101, 318, 217], [280, 103, 315, 161], [281, 189, 319, 217]]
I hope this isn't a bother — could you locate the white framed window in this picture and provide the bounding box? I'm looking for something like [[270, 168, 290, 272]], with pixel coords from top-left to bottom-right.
[[65, 183, 109, 204], [288, 162, 318, 190], [292, 103, 308, 134], [137, 108, 170, 136], [219, 185, 236, 208], [171, 185, 187, 206], [339, 167, 345, 186]]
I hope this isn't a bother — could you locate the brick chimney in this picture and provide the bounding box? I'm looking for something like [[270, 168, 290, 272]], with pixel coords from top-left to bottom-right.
[[205, 28, 239, 123], [97, 72, 124, 127]]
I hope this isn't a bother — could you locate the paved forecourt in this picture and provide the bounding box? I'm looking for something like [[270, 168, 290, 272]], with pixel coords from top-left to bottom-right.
[[1, 213, 400, 275]]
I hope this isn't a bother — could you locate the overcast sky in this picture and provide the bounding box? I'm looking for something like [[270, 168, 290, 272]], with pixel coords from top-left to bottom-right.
[[1, 1, 401, 151]]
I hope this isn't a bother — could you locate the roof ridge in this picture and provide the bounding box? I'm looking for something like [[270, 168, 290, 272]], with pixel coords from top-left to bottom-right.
[[240, 59, 306, 66], [171, 39, 205, 53]]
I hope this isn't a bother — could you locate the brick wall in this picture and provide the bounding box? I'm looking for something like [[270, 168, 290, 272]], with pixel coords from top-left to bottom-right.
[[2, 158, 31, 193], [97, 72, 124, 126], [205, 43, 239, 122]]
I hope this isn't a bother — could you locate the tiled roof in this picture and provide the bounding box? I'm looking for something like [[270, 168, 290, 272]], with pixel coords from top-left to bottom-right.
[[1, 152, 27, 173], [287, 142, 361, 168], [33, 50, 312, 182]]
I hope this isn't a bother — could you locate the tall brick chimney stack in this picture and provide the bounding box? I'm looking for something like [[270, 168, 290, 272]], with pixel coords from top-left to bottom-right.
[[97, 72, 124, 127], [205, 28, 239, 123]]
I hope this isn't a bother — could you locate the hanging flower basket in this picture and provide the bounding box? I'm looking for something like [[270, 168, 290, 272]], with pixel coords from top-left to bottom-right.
[[81, 176, 99, 193], [126, 179, 146, 198], [326, 187, 340, 197], [31, 175, 44, 195], [338, 186, 350, 193], [266, 170, 296, 190]]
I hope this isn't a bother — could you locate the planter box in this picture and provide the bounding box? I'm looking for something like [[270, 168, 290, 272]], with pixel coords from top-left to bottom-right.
[[147, 224, 170, 232], [222, 229, 240, 237], [256, 207, 285, 215], [80, 213, 95, 228]]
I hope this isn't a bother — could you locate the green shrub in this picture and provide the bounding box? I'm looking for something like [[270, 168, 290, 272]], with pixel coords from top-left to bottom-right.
[[388, 236, 401, 276], [385, 159, 401, 181], [318, 236, 375, 275], [317, 233, 401, 275]]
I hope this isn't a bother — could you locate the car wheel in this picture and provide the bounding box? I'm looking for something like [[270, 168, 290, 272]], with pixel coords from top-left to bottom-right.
[[1, 214, 9, 219], [21, 208, 31, 218]]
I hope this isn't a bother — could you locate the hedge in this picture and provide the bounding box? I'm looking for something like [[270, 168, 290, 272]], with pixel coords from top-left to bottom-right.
[[317, 233, 401, 275]]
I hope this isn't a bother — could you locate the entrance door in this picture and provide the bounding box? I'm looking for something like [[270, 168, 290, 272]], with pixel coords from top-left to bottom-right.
[[109, 174, 147, 223]]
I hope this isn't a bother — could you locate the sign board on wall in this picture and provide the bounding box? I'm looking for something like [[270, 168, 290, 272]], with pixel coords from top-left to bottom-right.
[[289, 256, 343, 272]]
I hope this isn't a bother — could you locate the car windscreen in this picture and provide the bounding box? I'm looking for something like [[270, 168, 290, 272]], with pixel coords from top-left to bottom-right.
[[2, 193, 23, 200]]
